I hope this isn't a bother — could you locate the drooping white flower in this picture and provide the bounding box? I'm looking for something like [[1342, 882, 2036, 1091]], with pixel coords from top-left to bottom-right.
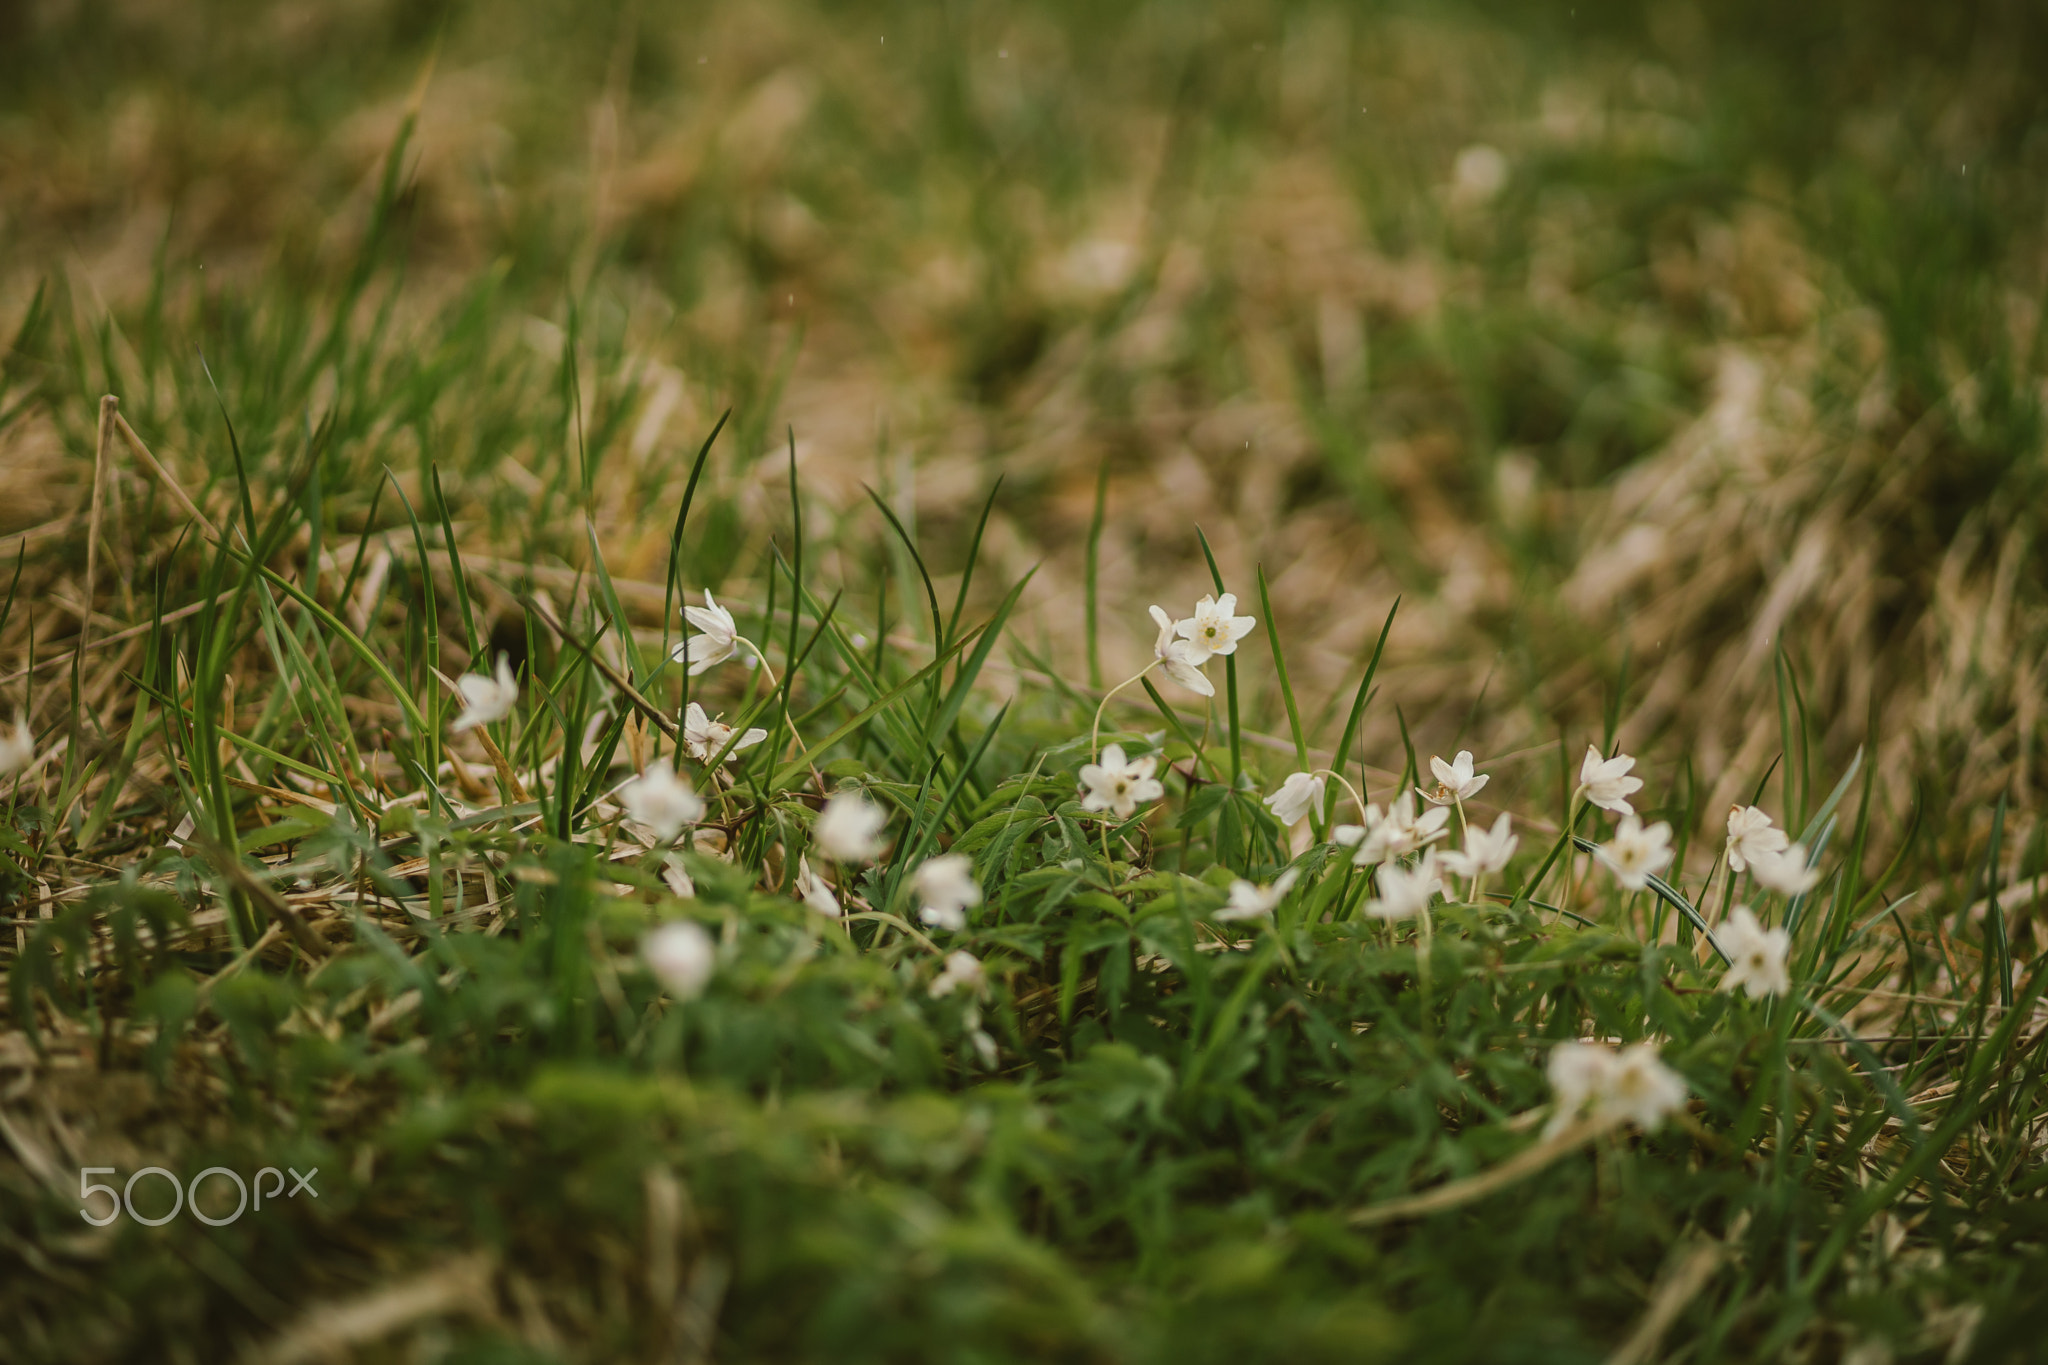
[[929, 949, 986, 999], [1748, 842, 1821, 896], [1440, 812, 1518, 882], [794, 854, 841, 918], [682, 702, 768, 764], [1149, 605, 1215, 696], [1339, 791, 1450, 866], [673, 590, 740, 675], [1577, 746, 1644, 816], [1725, 805, 1789, 873], [1595, 815, 1674, 891], [1546, 1040, 1687, 1135], [644, 921, 715, 998], [1263, 772, 1325, 827], [1175, 592, 1256, 657], [1422, 750, 1489, 805], [1717, 906, 1791, 998], [914, 854, 981, 931], [815, 790, 889, 862], [449, 654, 519, 733], [1078, 744, 1165, 819], [621, 759, 706, 843], [1216, 868, 1301, 922], [0, 715, 34, 775], [1363, 850, 1443, 920]]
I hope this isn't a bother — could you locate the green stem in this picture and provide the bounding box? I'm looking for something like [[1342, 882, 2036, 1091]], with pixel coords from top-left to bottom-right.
[[1090, 662, 1158, 759]]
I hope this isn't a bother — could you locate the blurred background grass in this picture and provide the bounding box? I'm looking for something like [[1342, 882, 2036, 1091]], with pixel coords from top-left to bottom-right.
[[4, 0, 2047, 866]]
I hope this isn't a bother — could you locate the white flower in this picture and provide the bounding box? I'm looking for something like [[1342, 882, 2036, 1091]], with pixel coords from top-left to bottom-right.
[[1717, 906, 1791, 998], [1544, 1042, 1616, 1137], [1078, 744, 1165, 819], [1262, 772, 1325, 826], [1594, 815, 1674, 891], [621, 759, 706, 843], [929, 949, 986, 999], [1725, 805, 1788, 873], [644, 921, 714, 998], [1363, 850, 1443, 919], [673, 590, 740, 675], [1546, 1040, 1687, 1135], [1748, 842, 1821, 896], [1338, 791, 1450, 866], [914, 853, 981, 931], [0, 715, 34, 775], [1148, 605, 1215, 696], [1216, 868, 1300, 922], [1440, 812, 1518, 882], [1576, 746, 1644, 816], [1175, 592, 1256, 657], [794, 854, 841, 918], [815, 791, 889, 862], [682, 702, 768, 764], [1422, 750, 1489, 805], [1600, 1043, 1688, 1131], [449, 654, 519, 733]]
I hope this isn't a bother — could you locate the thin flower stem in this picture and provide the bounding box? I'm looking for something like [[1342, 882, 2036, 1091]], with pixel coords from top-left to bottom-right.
[[1309, 768, 1369, 823], [1416, 897, 1434, 1040], [738, 636, 780, 698], [1559, 792, 1587, 922], [1090, 662, 1158, 758], [738, 636, 812, 762], [841, 909, 943, 956]]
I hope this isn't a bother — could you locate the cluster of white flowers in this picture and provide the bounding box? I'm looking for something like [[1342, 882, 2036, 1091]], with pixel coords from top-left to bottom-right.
[[1250, 734, 1819, 992], [612, 578, 1824, 1136]]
